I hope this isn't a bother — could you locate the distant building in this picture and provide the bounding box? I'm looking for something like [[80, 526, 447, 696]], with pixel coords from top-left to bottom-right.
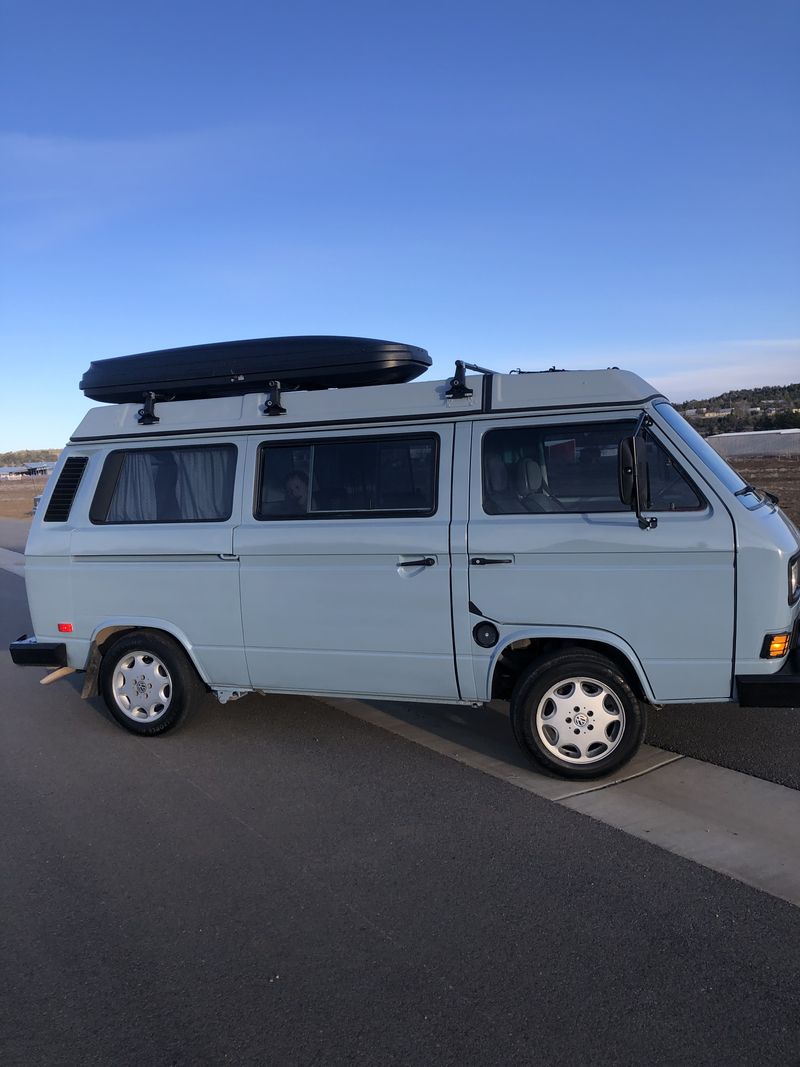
[[0, 462, 56, 479], [708, 428, 800, 458]]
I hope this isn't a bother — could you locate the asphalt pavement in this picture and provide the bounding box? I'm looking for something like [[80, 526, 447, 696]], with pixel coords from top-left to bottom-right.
[[647, 701, 800, 791], [3, 568, 800, 1065]]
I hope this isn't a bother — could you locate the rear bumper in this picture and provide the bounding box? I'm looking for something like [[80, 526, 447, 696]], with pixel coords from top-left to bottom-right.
[[9, 635, 68, 668], [737, 652, 800, 708]]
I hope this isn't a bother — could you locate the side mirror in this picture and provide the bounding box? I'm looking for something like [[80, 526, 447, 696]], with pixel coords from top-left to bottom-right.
[[618, 438, 635, 506], [618, 435, 657, 530]]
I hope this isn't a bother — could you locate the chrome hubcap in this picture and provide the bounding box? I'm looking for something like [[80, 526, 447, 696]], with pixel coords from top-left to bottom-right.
[[535, 676, 625, 764], [111, 651, 172, 722]]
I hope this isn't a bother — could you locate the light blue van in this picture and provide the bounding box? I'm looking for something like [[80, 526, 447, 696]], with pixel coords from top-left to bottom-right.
[[10, 358, 800, 780]]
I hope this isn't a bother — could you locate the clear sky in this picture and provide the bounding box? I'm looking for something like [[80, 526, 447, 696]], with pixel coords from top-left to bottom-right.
[[1, 0, 798, 450]]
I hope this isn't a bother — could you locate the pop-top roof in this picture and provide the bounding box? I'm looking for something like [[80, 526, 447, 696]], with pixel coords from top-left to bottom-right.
[[71, 368, 663, 442]]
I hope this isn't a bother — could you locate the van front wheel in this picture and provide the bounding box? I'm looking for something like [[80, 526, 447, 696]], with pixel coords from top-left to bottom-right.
[[510, 651, 645, 779], [99, 632, 203, 736]]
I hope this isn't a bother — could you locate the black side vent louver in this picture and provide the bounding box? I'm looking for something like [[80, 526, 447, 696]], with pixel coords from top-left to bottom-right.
[[43, 457, 89, 522]]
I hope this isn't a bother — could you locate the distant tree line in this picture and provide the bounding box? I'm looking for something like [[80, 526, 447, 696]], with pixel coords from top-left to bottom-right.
[[676, 383, 800, 436], [0, 449, 61, 466], [679, 383, 800, 409]]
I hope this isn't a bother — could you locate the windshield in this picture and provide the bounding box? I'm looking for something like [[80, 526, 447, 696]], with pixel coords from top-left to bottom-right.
[[653, 402, 748, 496]]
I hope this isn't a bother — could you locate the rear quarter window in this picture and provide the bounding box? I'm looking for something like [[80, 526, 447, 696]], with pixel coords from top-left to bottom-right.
[[90, 444, 237, 524]]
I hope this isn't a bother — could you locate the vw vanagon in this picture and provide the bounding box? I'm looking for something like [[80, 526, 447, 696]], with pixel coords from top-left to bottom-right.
[[10, 337, 800, 779]]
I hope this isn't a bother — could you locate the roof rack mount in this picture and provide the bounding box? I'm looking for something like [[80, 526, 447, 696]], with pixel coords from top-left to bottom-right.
[[445, 360, 496, 400]]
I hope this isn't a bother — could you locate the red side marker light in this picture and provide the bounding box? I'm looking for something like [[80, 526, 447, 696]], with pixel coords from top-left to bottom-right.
[[57, 623, 73, 633]]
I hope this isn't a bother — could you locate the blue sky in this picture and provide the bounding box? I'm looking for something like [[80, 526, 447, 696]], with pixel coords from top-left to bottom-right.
[[1, 0, 798, 450]]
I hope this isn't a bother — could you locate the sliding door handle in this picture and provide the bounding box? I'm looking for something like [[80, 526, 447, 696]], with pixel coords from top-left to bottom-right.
[[470, 557, 513, 566]]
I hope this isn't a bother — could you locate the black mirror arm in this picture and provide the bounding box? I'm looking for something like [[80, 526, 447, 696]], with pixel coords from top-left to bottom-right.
[[632, 411, 654, 439]]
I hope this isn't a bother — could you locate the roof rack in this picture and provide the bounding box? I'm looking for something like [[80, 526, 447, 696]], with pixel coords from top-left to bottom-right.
[[445, 360, 497, 400], [509, 366, 566, 374]]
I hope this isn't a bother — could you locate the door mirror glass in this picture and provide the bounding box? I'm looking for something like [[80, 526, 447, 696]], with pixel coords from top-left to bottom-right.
[[618, 437, 636, 506], [618, 434, 658, 530]]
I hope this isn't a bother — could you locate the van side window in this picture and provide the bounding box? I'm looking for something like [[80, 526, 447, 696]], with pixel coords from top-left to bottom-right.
[[90, 445, 237, 524], [256, 435, 437, 519], [483, 422, 702, 514]]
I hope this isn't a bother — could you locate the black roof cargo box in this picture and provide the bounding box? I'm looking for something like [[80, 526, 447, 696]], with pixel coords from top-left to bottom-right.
[[80, 336, 431, 404]]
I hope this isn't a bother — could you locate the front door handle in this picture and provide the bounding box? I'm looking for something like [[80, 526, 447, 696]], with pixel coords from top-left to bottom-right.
[[470, 557, 513, 566], [398, 557, 436, 568]]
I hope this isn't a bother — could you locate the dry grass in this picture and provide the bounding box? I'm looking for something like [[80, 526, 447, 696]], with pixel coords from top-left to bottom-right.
[[728, 456, 800, 527], [0, 476, 49, 519]]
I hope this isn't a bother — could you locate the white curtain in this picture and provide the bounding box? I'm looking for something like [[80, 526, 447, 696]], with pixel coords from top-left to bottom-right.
[[106, 447, 235, 523]]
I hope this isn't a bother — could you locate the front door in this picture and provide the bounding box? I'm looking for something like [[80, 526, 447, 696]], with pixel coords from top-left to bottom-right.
[[235, 424, 459, 700], [467, 413, 736, 702]]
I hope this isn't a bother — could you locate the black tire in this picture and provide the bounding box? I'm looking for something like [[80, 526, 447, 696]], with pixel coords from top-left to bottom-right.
[[99, 630, 203, 736], [510, 650, 646, 779]]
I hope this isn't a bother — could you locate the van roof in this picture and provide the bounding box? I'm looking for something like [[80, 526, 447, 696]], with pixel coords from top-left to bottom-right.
[[70, 368, 663, 443]]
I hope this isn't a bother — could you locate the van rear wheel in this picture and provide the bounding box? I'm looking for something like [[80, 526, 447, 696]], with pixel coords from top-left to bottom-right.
[[99, 631, 203, 736], [510, 651, 645, 779]]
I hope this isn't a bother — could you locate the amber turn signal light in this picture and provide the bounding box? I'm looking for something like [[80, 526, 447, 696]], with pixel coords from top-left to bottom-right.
[[761, 632, 791, 659]]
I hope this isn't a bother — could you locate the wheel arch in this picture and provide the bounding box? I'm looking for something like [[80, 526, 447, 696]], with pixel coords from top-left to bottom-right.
[[486, 626, 656, 704], [80, 618, 210, 698]]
